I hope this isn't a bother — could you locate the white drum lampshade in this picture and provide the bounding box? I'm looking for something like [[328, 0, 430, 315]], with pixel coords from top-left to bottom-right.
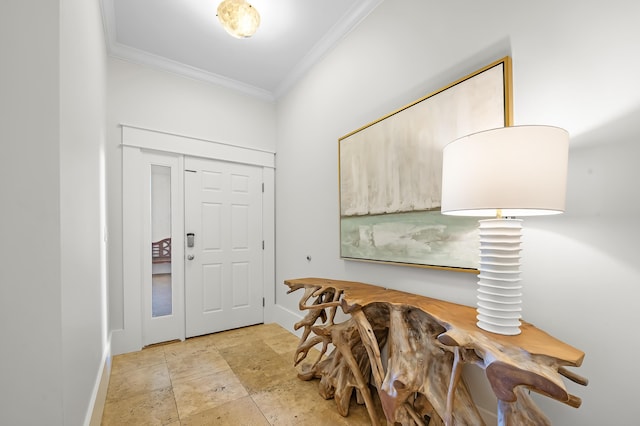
[[441, 125, 569, 335]]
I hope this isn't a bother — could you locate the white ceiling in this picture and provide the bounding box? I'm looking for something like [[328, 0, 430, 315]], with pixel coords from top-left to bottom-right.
[[101, 0, 383, 100]]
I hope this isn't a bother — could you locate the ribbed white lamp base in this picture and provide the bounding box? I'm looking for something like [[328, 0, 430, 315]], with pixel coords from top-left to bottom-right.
[[476, 218, 523, 335]]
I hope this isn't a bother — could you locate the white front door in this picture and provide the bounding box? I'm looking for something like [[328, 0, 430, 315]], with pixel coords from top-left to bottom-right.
[[184, 156, 264, 338]]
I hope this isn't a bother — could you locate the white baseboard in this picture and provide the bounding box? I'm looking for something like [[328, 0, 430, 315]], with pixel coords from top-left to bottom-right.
[[270, 303, 304, 336], [110, 328, 143, 356], [85, 338, 112, 426]]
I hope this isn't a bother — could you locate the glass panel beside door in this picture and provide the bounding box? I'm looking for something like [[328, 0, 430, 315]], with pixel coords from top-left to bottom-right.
[[151, 165, 172, 317], [141, 150, 185, 347]]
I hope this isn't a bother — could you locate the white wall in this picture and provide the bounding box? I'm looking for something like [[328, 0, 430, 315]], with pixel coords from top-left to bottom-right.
[[107, 58, 277, 339], [0, 1, 64, 423], [0, 0, 108, 424], [274, 1, 640, 425], [60, 0, 109, 424]]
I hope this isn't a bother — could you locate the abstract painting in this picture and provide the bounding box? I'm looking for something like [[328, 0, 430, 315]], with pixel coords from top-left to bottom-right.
[[339, 57, 513, 271]]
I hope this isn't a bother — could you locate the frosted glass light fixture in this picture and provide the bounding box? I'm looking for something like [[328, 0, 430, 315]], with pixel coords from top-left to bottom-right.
[[441, 125, 569, 335], [217, 0, 260, 39]]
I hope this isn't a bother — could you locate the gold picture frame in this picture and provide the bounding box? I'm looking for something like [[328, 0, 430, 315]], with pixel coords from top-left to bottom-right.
[[339, 57, 513, 272]]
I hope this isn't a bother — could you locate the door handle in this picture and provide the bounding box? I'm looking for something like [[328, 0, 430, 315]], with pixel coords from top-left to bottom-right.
[[187, 254, 195, 260]]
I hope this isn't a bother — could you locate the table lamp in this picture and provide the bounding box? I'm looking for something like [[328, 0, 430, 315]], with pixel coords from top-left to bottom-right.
[[441, 125, 569, 335]]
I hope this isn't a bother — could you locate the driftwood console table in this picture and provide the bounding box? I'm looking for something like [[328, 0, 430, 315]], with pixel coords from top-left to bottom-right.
[[285, 277, 587, 426]]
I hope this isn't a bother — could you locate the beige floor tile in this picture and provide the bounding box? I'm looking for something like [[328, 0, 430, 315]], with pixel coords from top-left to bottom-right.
[[177, 333, 219, 350], [164, 342, 231, 382], [162, 337, 216, 358], [262, 327, 302, 355], [101, 386, 179, 426], [111, 345, 166, 375], [205, 324, 266, 350], [106, 362, 171, 401], [102, 323, 387, 425], [172, 368, 249, 419], [219, 339, 296, 394], [251, 376, 381, 426], [253, 322, 293, 336], [180, 396, 270, 426]]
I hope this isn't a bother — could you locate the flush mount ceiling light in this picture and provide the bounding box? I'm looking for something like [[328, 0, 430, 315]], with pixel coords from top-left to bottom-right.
[[217, 0, 261, 39]]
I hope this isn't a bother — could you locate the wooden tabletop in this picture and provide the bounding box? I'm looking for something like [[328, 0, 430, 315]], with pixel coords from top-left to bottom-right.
[[285, 277, 584, 367]]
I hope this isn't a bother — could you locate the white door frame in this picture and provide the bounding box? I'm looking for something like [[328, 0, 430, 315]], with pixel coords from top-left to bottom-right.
[[112, 125, 275, 355]]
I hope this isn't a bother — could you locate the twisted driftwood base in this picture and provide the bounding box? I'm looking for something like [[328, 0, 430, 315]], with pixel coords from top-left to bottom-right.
[[286, 278, 587, 426]]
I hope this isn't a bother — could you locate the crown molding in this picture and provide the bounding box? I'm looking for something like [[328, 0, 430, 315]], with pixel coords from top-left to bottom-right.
[[110, 42, 275, 101], [273, 0, 384, 98]]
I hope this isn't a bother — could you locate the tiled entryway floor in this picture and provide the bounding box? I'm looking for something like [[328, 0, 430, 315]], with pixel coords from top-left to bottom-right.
[[102, 323, 385, 425]]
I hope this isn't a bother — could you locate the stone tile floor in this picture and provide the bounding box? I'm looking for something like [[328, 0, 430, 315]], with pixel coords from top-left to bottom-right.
[[102, 323, 385, 425]]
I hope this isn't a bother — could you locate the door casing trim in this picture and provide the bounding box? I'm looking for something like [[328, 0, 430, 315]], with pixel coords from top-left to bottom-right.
[[111, 125, 275, 355]]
